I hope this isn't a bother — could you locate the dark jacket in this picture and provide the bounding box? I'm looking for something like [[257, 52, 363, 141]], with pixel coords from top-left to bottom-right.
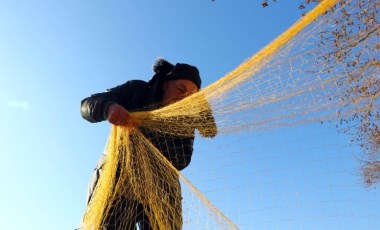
[[80, 79, 195, 171]]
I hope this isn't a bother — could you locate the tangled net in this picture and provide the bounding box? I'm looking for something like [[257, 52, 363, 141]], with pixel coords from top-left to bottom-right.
[[81, 0, 379, 229]]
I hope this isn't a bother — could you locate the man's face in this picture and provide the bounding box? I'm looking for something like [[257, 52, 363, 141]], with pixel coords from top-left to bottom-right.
[[162, 79, 199, 106]]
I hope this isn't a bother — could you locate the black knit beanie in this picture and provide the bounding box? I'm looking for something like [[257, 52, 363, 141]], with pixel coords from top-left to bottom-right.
[[151, 58, 202, 89], [166, 63, 201, 89]]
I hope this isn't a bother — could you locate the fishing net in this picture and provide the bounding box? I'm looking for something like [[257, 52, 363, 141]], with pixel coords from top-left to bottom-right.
[[81, 0, 379, 229]]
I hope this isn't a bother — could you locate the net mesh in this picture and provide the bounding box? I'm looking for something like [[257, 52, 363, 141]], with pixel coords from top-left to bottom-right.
[[81, 0, 380, 229]]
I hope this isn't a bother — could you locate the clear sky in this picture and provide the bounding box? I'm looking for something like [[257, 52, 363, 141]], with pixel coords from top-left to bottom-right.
[[1, 1, 379, 230]]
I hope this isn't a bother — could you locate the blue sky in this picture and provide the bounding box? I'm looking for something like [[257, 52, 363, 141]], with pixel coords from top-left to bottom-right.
[[1, 1, 379, 229]]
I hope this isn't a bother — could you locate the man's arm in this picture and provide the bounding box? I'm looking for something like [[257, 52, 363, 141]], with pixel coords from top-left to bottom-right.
[[173, 137, 194, 170], [80, 81, 134, 123]]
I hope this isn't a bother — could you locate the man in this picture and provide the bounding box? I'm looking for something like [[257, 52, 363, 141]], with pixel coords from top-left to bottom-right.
[[80, 58, 216, 229]]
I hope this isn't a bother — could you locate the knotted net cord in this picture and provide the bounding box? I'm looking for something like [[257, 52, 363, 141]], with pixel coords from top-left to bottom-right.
[[82, 0, 379, 229]]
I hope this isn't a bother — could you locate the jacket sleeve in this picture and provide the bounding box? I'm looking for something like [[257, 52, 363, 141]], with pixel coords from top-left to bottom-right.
[[174, 136, 194, 170], [141, 129, 195, 171], [80, 81, 135, 123]]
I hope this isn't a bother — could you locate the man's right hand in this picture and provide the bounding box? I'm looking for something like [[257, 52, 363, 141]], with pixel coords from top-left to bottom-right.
[[106, 104, 131, 126]]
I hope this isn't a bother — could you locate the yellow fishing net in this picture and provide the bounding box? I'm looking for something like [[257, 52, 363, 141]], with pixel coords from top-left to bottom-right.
[[82, 0, 379, 229]]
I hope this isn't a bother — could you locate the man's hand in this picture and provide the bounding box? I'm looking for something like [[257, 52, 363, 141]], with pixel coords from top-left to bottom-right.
[[106, 104, 131, 126]]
